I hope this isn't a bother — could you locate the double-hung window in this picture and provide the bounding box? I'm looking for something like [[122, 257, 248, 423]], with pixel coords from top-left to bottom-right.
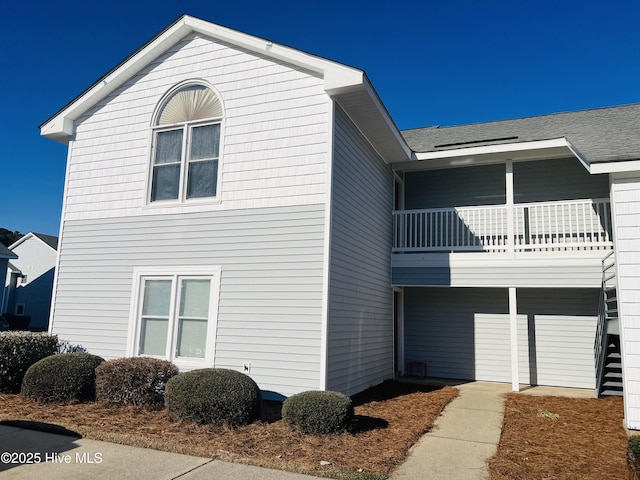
[[150, 84, 223, 203], [132, 267, 221, 367]]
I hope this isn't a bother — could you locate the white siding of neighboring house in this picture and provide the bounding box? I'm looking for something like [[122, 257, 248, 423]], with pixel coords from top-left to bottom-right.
[[9, 236, 57, 329], [51, 33, 332, 398], [611, 174, 640, 429], [325, 105, 394, 396]]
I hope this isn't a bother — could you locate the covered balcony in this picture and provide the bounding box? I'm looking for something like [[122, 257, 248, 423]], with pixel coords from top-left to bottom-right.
[[393, 198, 613, 253]]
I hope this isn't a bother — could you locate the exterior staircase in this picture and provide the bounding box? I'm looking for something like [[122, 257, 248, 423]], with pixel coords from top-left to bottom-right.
[[595, 252, 623, 397]]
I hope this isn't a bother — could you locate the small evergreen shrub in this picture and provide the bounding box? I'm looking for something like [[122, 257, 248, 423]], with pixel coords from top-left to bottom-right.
[[57, 340, 88, 354], [96, 357, 179, 409], [282, 390, 354, 435], [0, 332, 58, 393], [629, 436, 640, 477], [165, 368, 261, 426], [21, 353, 105, 403]]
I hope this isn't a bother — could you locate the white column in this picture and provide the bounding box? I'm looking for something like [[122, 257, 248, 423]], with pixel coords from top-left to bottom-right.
[[506, 160, 514, 253], [509, 287, 520, 391]]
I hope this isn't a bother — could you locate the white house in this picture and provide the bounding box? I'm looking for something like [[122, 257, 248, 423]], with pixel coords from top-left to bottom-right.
[[2, 233, 58, 331], [0, 244, 18, 320], [40, 15, 640, 429]]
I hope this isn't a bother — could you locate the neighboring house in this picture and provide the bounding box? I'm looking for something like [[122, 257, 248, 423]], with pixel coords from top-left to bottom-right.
[[2, 233, 58, 331], [39, 15, 640, 429], [0, 244, 18, 319]]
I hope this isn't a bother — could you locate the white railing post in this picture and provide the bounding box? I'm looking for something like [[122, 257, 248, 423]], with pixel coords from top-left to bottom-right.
[[505, 160, 515, 253]]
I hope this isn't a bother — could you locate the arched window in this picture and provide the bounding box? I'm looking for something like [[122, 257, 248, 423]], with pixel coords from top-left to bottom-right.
[[150, 84, 223, 202]]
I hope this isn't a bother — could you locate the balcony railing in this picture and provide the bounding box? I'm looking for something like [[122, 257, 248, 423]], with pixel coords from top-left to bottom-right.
[[393, 198, 613, 253]]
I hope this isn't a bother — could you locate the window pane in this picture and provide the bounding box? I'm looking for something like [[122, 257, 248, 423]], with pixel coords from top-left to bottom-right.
[[155, 130, 183, 164], [187, 160, 218, 198], [179, 279, 211, 317], [191, 124, 220, 160], [142, 280, 172, 316], [151, 164, 180, 201], [176, 319, 207, 358], [140, 318, 168, 356]]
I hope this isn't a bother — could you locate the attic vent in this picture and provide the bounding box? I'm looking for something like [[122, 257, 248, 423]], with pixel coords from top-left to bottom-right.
[[434, 136, 519, 149], [157, 86, 222, 125]]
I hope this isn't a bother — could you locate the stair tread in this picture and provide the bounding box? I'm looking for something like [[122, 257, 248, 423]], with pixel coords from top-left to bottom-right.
[[600, 389, 624, 397]]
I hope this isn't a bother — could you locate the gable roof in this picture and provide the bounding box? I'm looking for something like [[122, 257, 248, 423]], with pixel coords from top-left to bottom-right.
[[9, 232, 58, 252], [0, 243, 17, 260], [401, 103, 640, 171], [40, 14, 411, 162]]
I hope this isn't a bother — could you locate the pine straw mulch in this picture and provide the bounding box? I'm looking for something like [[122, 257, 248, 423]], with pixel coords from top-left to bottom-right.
[[0, 381, 458, 479], [488, 393, 630, 480]]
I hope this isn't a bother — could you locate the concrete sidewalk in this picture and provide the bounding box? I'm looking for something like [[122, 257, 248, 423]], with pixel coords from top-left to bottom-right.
[[0, 424, 323, 480]]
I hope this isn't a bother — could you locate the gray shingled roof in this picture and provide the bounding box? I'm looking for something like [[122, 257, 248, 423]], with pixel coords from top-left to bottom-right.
[[401, 103, 640, 163], [0, 243, 17, 259], [32, 233, 58, 250]]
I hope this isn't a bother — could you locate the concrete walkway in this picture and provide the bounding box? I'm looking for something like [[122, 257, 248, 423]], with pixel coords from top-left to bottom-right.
[[391, 382, 511, 480], [0, 382, 593, 480]]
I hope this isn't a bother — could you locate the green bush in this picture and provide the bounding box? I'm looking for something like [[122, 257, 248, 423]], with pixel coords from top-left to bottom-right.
[[0, 332, 58, 393], [96, 357, 179, 409], [165, 368, 261, 427], [21, 353, 105, 403], [629, 435, 640, 477], [282, 390, 354, 435]]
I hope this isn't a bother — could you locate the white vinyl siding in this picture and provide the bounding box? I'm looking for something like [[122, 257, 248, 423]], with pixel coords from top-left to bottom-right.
[[65, 34, 329, 220], [51, 204, 326, 398], [611, 175, 640, 428], [325, 105, 394, 396], [404, 287, 598, 389]]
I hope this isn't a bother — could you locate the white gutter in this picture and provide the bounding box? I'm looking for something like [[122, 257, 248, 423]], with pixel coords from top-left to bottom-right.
[[412, 137, 572, 161]]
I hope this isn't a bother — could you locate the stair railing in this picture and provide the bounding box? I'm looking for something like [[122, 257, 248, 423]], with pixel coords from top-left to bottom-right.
[[595, 251, 616, 396]]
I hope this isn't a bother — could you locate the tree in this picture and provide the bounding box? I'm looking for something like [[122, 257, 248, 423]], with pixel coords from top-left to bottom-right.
[[0, 228, 23, 248]]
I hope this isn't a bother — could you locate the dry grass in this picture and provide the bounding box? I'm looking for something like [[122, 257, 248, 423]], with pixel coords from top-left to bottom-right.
[[0, 381, 458, 479], [488, 393, 630, 480]]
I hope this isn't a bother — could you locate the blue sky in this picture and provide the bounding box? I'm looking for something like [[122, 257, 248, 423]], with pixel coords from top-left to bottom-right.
[[3, 0, 639, 236]]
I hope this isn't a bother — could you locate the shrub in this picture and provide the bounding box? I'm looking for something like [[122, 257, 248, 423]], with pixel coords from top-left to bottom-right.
[[282, 390, 354, 435], [165, 368, 261, 427], [96, 357, 179, 409], [629, 436, 640, 477], [57, 340, 87, 354], [0, 332, 58, 393], [21, 353, 105, 403]]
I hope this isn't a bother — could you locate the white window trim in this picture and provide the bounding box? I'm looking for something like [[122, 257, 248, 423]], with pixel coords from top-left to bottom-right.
[[145, 81, 225, 207], [126, 266, 221, 370]]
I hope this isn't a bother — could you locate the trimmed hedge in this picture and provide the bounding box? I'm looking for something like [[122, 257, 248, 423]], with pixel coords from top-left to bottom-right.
[[165, 368, 261, 426], [21, 353, 105, 403], [96, 357, 179, 409], [282, 390, 354, 435], [0, 332, 58, 393]]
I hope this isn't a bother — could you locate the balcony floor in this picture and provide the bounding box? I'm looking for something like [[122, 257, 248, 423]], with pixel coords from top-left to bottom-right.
[[391, 249, 611, 288]]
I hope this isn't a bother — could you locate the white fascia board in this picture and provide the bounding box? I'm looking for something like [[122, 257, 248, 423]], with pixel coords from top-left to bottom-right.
[[589, 160, 640, 174], [40, 15, 368, 143], [412, 137, 572, 161], [7, 232, 35, 251]]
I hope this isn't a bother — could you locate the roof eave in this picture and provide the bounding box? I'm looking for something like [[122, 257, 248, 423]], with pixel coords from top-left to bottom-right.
[[40, 15, 411, 162], [398, 138, 580, 171]]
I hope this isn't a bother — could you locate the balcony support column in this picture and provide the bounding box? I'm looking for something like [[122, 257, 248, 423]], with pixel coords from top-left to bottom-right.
[[506, 160, 514, 253], [509, 286, 520, 391]]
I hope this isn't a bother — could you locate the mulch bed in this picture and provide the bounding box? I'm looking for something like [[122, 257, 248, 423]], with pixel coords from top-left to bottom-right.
[[488, 393, 630, 480], [0, 381, 458, 478]]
